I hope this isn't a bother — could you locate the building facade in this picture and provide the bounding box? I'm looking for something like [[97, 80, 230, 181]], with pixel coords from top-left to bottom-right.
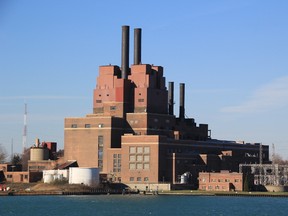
[[64, 26, 269, 188], [198, 171, 244, 192]]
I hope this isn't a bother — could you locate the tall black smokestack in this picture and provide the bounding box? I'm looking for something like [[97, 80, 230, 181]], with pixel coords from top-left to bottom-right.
[[134, 28, 141, 65], [121, 25, 129, 79], [179, 83, 185, 119], [168, 82, 174, 115]]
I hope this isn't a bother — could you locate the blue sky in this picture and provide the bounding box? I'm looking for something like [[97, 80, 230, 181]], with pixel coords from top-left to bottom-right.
[[0, 0, 287, 159]]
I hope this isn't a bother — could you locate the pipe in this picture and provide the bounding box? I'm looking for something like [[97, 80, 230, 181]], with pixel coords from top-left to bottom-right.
[[121, 25, 129, 79], [168, 82, 174, 115], [179, 83, 185, 119], [134, 28, 141, 65]]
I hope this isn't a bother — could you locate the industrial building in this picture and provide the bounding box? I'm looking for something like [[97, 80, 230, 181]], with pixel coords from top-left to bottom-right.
[[64, 26, 269, 190]]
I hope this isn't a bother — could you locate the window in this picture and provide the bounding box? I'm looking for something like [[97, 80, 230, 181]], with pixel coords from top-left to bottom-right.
[[138, 99, 144, 102], [136, 163, 143, 169], [110, 106, 116, 111], [130, 147, 136, 154], [144, 177, 149, 181], [98, 136, 104, 146], [71, 124, 77, 128], [137, 177, 141, 182], [96, 100, 102, 103], [129, 155, 136, 162], [143, 163, 150, 170], [129, 163, 136, 170], [137, 147, 143, 153], [113, 154, 121, 172], [136, 155, 142, 162], [144, 147, 150, 153], [7, 175, 12, 178], [130, 177, 134, 182], [85, 124, 91, 128], [98, 136, 104, 171], [143, 155, 150, 162]]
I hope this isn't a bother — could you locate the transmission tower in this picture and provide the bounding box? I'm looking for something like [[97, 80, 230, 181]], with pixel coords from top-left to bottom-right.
[[22, 103, 27, 153]]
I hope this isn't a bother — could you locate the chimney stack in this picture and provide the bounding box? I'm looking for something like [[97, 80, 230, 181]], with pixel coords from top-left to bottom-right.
[[168, 82, 174, 115], [179, 83, 185, 119], [121, 25, 129, 79], [134, 28, 141, 65]]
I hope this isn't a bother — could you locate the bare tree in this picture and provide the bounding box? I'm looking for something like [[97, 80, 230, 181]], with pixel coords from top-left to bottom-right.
[[273, 153, 288, 165], [0, 144, 8, 163], [21, 147, 30, 171], [11, 154, 22, 166]]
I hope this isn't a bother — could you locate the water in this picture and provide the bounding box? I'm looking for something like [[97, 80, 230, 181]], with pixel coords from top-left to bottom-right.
[[1, 195, 288, 216]]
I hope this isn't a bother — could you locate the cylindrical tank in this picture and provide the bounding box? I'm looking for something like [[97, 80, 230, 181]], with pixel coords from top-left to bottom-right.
[[43, 174, 53, 183], [69, 167, 99, 186], [30, 147, 49, 161]]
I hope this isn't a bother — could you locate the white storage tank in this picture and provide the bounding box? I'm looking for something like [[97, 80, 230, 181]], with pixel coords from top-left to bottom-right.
[[43, 174, 54, 183], [43, 170, 69, 183], [69, 167, 99, 187]]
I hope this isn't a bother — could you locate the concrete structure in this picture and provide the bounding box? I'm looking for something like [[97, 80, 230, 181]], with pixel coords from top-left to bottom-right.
[[30, 148, 49, 161], [198, 171, 244, 192], [64, 26, 270, 189], [69, 167, 99, 186]]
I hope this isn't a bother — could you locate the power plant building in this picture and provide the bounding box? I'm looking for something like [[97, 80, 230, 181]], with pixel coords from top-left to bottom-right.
[[64, 26, 269, 188]]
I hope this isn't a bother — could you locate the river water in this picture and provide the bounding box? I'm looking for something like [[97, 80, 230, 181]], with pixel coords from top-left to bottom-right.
[[1, 195, 288, 216]]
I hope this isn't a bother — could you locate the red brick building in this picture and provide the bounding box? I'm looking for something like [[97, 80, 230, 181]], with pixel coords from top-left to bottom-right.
[[64, 26, 269, 189], [198, 171, 243, 192]]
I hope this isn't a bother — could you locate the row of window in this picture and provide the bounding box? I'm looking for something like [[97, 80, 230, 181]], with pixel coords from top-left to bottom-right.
[[70, 124, 104, 128], [202, 185, 227, 190], [129, 146, 150, 154], [129, 155, 150, 162], [201, 178, 241, 183], [130, 177, 149, 182], [6, 174, 28, 179], [129, 163, 150, 170], [129, 119, 170, 124]]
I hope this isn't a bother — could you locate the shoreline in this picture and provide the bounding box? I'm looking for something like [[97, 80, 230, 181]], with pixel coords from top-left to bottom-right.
[[2, 190, 288, 197]]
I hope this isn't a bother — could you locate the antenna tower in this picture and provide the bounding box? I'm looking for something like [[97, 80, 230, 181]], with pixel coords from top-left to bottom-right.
[[22, 103, 27, 153]]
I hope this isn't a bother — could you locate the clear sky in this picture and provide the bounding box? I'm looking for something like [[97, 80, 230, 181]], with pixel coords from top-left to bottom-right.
[[0, 0, 287, 159]]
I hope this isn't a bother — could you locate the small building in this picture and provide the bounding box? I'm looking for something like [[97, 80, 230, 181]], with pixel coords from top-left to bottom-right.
[[0, 164, 30, 183], [198, 171, 243, 192]]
